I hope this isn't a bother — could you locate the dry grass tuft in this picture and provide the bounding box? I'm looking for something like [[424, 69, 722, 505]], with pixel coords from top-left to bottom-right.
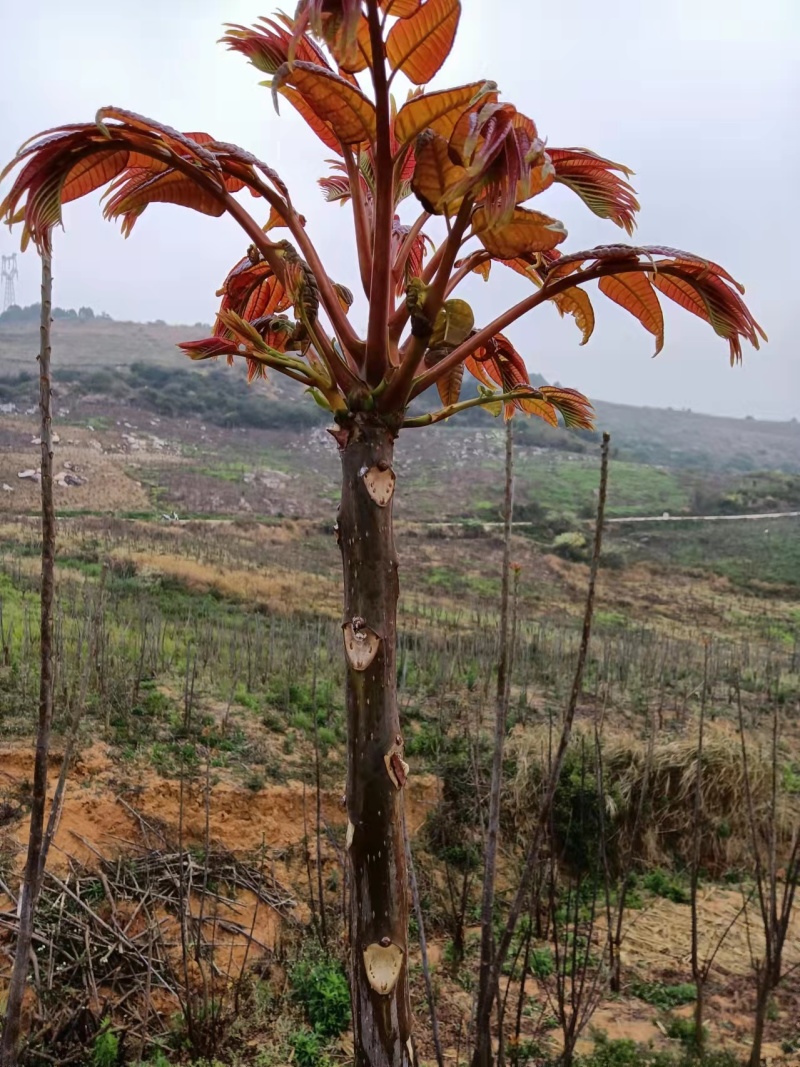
[[113, 550, 341, 617], [505, 724, 796, 874]]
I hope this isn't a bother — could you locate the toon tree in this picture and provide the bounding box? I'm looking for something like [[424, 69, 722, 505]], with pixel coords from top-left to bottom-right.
[[0, 2, 764, 1064]]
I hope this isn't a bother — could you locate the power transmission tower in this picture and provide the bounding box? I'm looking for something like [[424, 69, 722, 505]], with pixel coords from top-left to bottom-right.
[[1, 254, 19, 312]]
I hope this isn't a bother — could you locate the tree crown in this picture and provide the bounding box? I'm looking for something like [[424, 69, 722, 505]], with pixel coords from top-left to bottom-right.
[[0, 1, 765, 435]]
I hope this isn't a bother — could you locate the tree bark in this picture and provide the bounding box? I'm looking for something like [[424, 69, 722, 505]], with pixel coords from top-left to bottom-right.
[[474, 420, 515, 1067], [1, 250, 55, 1067], [748, 980, 769, 1067], [694, 983, 705, 1054], [690, 656, 707, 1051], [338, 414, 413, 1067]]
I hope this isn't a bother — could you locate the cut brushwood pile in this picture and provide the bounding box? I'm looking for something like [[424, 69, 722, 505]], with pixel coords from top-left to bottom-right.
[[0, 829, 295, 1064]]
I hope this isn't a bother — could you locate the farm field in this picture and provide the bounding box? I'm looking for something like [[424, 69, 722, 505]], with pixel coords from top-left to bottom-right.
[[0, 320, 799, 1067]]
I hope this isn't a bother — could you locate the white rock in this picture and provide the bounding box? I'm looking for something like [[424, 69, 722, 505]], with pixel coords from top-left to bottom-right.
[[55, 471, 84, 487]]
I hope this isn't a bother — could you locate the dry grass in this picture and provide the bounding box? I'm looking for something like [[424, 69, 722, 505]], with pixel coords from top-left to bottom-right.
[[111, 549, 341, 617], [618, 883, 800, 981], [505, 723, 797, 873], [610, 733, 794, 871]]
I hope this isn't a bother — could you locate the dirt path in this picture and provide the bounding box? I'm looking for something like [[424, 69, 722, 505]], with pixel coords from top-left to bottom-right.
[[606, 510, 800, 524], [421, 510, 800, 529]]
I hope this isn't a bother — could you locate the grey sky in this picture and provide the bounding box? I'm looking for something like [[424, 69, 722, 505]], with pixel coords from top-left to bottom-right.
[[1, 0, 797, 419]]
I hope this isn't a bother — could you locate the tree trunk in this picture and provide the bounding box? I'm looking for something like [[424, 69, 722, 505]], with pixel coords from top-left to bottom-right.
[[747, 979, 769, 1067], [694, 982, 705, 1053], [473, 420, 515, 1067], [338, 414, 413, 1067], [1, 250, 55, 1067], [609, 942, 621, 995]]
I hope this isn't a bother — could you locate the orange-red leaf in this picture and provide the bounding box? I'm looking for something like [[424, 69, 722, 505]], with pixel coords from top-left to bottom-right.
[[296, 0, 364, 71], [548, 147, 639, 235], [104, 170, 225, 236], [274, 62, 376, 146], [280, 87, 344, 154], [449, 101, 513, 172], [442, 102, 554, 227], [513, 396, 558, 424], [499, 256, 540, 282], [241, 275, 291, 322], [652, 266, 765, 365], [539, 244, 764, 365], [651, 272, 707, 321], [380, 0, 423, 15], [599, 272, 664, 355], [0, 117, 244, 252], [61, 150, 137, 204], [391, 216, 433, 295], [216, 257, 269, 305], [464, 331, 592, 426], [337, 15, 374, 74], [447, 103, 521, 224], [464, 353, 496, 390], [539, 387, 595, 430], [214, 257, 291, 340], [96, 108, 222, 169], [263, 203, 296, 232], [550, 288, 595, 346], [178, 336, 240, 360], [386, 0, 461, 85], [469, 332, 533, 419], [246, 358, 267, 383], [222, 18, 333, 75], [436, 362, 464, 407], [410, 130, 467, 215], [498, 255, 594, 345], [473, 259, 491, 281], [473, 206, 567, 259], [394, 81, 493, 145]]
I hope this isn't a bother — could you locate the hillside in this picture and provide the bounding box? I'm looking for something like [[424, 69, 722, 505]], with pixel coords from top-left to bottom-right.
[[592, 399, 800, 473], [2, 318, 799, 473], [2, 317, 800, 1066], [2, 317, 800, 598]]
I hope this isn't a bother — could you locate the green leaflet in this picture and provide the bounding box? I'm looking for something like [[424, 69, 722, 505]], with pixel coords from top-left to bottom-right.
[[429, 298, 474, 349]]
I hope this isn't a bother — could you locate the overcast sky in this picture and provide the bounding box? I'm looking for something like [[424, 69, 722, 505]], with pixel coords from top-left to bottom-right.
[[1, 0, 797, 420]]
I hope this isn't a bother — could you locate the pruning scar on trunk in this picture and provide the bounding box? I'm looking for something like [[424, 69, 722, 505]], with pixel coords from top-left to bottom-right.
[[343, 616, 380, 671]]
